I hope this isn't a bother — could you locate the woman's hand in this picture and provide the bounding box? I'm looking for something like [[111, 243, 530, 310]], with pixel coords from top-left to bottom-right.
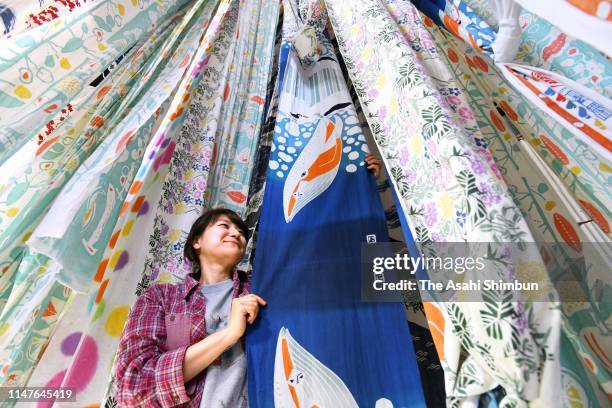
[[226, 294, 267, 342], [182, 294, 266, 382], [365, 154, 382, 179]]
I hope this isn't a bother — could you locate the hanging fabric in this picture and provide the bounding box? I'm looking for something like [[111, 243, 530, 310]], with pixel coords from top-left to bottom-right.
[[420, 11, 611, 405], [27, 0, 214, 292], [410, 0, 611, 241], [325, 0, 563, 406], [462, 0, 611, 99], [332, 32, 448, 405], [401, 0, 611, 236], [24, 0, 234, 400], [410, 0, 498, 56], [0, 0, 190, 166], [512, 0, 612, 57], [246, 1, 426, 406], [1, 8, 205, 387], [0, 1, 280, 404], [417, 0, 612, 403], [240, 9, 284, 274], [389, 182, 448, 407], [138, 0, 280, 285], [409, 0, 519, 62], [500, 64, 612, 157], [409, 1, 612, 164], [348, 0, 611, 404], [0, 0, 193, 388], [31, 1, 279, 405], [0, 0, 98, 39]]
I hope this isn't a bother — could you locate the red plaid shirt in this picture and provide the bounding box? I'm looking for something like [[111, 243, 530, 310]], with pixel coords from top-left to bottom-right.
[[114, 271, 250, 407]]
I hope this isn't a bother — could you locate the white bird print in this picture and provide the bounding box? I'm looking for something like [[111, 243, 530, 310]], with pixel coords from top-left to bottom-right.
[[274, 327, 358, 408], [282, 117, 342, 223], [274, 327, 394, 408], [82, 184, 116, 255]]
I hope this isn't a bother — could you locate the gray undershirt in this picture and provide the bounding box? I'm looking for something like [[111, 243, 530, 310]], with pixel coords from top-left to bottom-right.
[[199, 279, 248, 408]]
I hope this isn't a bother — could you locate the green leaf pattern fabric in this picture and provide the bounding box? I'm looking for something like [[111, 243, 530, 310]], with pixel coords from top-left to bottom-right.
[[421, 13, 611, 406], [325, 1, 563, 406]]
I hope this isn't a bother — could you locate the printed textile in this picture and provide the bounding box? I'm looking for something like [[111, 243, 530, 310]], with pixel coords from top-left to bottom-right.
[[424, 15, 611, 406], [246, 1, 426, 407], [326, 0, 563, 406], [0, 1, 279, 405]]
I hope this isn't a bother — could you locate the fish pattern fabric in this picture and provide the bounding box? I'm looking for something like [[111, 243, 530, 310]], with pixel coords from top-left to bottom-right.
[[274, 328, 360, 407], [247, 1, 426, 407]]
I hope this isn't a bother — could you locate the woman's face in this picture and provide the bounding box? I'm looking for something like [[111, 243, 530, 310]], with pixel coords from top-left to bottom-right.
[[192, 215, 247, 265]]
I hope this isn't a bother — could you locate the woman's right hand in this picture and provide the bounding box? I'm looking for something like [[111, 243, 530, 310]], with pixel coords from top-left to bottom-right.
[[226, 294, 267, 342], [181, 293, 266, 382]]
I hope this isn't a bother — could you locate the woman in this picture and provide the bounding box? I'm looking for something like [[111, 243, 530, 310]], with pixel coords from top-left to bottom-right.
[[114, 208, 266, 407], [114, 156, 381, 407]]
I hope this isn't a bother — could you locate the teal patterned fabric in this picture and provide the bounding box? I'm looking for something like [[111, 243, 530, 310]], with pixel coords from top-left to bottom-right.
[[0, 1, 280, 405], [464, 0, 612, 97]]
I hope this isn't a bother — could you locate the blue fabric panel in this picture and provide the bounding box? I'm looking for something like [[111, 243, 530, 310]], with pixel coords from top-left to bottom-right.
[[410, 0, 446, 26], [247, 36, 426, 407]]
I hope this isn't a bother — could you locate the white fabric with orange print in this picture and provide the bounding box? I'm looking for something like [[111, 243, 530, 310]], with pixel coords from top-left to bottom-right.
[[24, 0, 280, 405], [512, 0, 612, 56], [499, 63, 612, 160]]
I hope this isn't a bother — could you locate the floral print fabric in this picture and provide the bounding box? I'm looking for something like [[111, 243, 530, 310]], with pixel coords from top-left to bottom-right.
[[325, 0, 562, 405], [422, 12, 611, 407], [409, 2, 612, 190]]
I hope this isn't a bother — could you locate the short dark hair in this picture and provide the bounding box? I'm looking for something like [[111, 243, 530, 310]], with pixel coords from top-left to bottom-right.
[[183, 208, 248, 276]]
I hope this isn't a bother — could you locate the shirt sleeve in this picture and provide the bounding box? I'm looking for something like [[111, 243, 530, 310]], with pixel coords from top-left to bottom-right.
[[114, 285, 191, 407]]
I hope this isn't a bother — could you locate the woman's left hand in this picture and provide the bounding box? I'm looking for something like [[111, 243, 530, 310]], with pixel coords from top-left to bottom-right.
[[365, 154, 382, 179]]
